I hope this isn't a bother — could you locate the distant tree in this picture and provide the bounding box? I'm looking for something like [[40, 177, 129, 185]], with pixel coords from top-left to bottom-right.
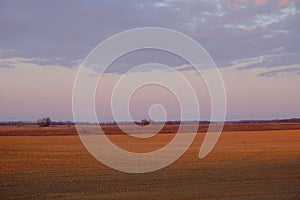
[[141, 119, 150, 126], [37, 117, 52, 127], [165, 121, 174, 125]]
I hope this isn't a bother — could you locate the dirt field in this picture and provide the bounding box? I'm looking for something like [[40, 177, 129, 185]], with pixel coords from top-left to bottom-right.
[[0, 125, 300, 199], [1, 122, 300, 136]]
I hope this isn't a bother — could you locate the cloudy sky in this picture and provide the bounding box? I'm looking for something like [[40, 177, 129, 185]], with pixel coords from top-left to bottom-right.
[[0, 0, 299, 121]]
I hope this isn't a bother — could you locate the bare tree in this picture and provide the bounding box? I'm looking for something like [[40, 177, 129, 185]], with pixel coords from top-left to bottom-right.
[[37, 117, 52, 127], [141, 119, 150, 126]]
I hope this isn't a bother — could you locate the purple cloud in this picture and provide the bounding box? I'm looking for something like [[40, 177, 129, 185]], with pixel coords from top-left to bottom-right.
[[0, 0, 299, 75]]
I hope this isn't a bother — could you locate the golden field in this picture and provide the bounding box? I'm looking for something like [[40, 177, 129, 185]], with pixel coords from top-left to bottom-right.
[[0, 124, 300, 199]]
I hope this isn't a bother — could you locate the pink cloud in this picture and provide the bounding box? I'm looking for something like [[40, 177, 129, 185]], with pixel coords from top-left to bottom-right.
[[277, 0, 291, 7], [227, 0, 248, 9], [255, 0, 269, 6]]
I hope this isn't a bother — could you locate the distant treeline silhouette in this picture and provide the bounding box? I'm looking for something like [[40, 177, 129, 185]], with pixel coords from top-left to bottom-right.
[[0, 118, 299, 126], [0, 120, 75, 126]]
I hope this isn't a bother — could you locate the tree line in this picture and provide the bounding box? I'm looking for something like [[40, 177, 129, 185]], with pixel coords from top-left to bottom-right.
[[0, 117, 299, 127]]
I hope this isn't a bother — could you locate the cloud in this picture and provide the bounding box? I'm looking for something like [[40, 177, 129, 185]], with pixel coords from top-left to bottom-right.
[[222, 51, 300, 77], [223, 2, 298, 30], [224, 54, 273, 69], [0, 48, 15, 54], [174, 63, 209, 71], [0, 57, 32, 68], [254, 0, 269, 6], [0, 0, 299, 75], [253, 3, 297, 27], [277, 0, 291, 7], [273, 46, 285, 52], [259, 64, 300, 76], [0, 56, 79, 69], [227, 0, 249, 9]]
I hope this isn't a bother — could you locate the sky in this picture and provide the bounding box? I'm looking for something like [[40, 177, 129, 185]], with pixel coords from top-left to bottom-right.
[[0, 0, 299, 122]]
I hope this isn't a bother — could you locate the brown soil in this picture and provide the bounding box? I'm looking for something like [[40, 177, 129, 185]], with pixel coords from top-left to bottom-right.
[[0, 122, 299, 136], [0, 126, 299, 199]]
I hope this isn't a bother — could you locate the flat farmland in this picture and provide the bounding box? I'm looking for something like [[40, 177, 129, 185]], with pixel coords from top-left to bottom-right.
[[0, 124, 300, 199]]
